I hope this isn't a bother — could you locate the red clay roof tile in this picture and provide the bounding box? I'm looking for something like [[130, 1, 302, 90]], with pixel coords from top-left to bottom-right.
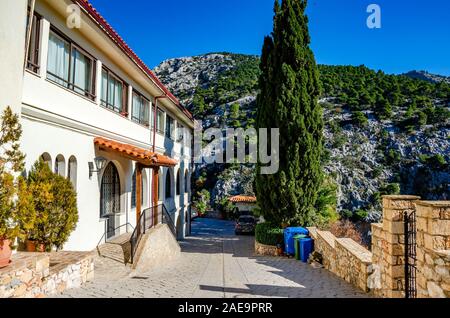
[[94, 137, 177, 167], [229, 195, 257, 203]]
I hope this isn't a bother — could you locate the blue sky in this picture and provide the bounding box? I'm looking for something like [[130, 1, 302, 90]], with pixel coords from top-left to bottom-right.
[[89, 0, 450, 75]]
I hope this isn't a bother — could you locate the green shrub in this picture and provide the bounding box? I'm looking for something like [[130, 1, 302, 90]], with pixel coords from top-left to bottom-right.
[[419, 154, 447, 169], [351, 111, 368, 127], [341, 209, 353, 219], [385, 148, 401, 165], [354, 209, 369, 221], [255, 222, 284, 246], [0, 107, 34, 245], [27, 160, 78, 250], [379, 183, 401, 195]]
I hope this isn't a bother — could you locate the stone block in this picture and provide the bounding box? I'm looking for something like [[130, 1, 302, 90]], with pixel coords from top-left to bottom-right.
[[425, 253, 434, 266], [440, 208, 450, 220], [13, 284, 27, 298], [424, 233, 434, 250], [427, 281, 445, 298], [19, 270, 33, 284], [382, 196, 420, 210], [33, 255, 49, 277], [390, 265, 404, 278], [441, 282, 450, 293], [391, 244, 404, 256], [383, 220, 404, 234], [0, 274, 12, 286], [387, 290, 405, 298], [383, 209, 407, 222], [423, 266, 440, 281], [416, 217, 428, 232], [415, 204, 432, 218], [435, 265, 449, 277], [430, 220, 450, 236]]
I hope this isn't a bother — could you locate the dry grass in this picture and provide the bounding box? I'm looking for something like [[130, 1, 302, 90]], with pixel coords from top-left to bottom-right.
[[327, 219, 366, 247]]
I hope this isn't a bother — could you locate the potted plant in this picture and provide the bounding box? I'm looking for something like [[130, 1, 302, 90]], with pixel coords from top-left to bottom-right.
[[0, 107, 34, 267]]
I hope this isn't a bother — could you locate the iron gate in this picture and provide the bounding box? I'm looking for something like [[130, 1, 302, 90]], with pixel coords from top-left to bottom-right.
[[404, 209, 417, 298]]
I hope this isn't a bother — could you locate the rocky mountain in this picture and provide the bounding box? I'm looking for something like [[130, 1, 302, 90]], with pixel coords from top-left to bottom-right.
[[403, 70, 450, 84], [154, 53, 450, 222]]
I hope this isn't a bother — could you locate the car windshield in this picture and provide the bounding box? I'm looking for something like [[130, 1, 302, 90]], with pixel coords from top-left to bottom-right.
[[238, 217, 254, 223]]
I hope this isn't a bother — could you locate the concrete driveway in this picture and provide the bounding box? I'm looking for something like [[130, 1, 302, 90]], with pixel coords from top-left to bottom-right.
[[58, 218, 368, 298]]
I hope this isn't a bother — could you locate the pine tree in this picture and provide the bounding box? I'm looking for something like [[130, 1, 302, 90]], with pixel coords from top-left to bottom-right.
[[255, 0, 323, 226]]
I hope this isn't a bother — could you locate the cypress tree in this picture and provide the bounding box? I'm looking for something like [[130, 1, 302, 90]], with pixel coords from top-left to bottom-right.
[[256, 0, 323, 226]]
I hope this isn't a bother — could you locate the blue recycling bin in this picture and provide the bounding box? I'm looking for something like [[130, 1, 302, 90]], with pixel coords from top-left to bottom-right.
[[299, 238, 314, 262], [284, 227, 309, 255]]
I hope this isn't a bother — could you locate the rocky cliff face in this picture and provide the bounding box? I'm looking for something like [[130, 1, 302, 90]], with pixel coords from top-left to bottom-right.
[[403, 70, 450, 84], [154, 53, 450, 221]]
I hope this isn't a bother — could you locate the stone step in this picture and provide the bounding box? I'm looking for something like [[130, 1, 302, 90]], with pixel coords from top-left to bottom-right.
[[97, 233, 132, 265]]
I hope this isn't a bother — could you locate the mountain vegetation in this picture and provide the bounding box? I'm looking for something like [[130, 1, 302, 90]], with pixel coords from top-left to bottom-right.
[[154, 53, 450, 225]]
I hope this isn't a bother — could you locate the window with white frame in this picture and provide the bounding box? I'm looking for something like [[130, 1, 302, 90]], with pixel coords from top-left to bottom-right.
[[132, 91, 150, 126], [47, 28, 95, 100], [152, 107, 165, 134], [176, 122, 184, 142], [166, 115, 175, 139], [26, 10, 41, 73], [101, 67, 128, 115]]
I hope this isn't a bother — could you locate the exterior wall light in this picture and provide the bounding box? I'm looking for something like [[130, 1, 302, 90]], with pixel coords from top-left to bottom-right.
[[89, 156, 107, 178]]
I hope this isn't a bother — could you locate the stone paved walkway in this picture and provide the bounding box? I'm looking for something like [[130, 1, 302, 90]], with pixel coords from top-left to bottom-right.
[[57, 218, 369, 298]]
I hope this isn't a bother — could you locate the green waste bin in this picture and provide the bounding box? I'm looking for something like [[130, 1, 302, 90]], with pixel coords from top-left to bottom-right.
[[293, 234, 307, 260]]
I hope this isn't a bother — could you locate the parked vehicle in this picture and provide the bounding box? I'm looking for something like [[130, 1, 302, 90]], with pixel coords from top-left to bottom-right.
[[235, 216, 256, 235]]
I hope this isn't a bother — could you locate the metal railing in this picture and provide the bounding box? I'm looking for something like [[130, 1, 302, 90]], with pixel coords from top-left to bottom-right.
[[130, 204, 176, 264], [96, 222, 134, 248]]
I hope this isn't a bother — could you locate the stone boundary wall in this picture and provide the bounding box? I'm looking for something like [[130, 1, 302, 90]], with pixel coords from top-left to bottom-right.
[[0, 251, 94, 298], [308, 227, 373, 292], [415, 201, 450, 298], [254, 241, 278, 257], [301, 196, 450, 298]]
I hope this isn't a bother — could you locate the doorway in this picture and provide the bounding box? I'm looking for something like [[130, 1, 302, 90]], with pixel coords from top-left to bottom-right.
[[100, 162, 121, 239]]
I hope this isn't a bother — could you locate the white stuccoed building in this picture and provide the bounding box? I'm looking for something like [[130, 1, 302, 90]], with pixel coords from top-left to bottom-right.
[[0, 0, 195, 251]]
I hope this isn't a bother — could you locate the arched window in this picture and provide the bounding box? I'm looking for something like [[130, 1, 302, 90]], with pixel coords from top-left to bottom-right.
[[184, 169, 189, 194], [40, 153, 52, 170], [55, 154, 66, 177], [68, 156, 77, 189], [176, 169, 181, 196], [165, 170, 172, 199]]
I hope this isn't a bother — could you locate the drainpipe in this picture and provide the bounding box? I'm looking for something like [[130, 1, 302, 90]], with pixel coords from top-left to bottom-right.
[[24, 0, 36, 72], [152, 95, 168, 153]]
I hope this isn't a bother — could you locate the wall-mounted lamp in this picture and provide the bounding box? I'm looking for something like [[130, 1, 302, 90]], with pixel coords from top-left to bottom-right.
[[88, 156, 107, 179]]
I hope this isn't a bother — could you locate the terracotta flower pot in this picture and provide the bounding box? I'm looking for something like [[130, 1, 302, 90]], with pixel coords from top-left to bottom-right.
[[26, 239, 37, 252], [0, 239, 12, 268]]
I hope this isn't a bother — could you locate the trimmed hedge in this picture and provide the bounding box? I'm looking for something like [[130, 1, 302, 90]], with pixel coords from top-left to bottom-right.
[[255, 222, 284, 246]]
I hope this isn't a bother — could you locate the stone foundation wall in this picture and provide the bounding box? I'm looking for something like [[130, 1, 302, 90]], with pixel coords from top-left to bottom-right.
[[0, 251, 94, 298], [254, 241, 278, 256], [308, 227, 372, 292]]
